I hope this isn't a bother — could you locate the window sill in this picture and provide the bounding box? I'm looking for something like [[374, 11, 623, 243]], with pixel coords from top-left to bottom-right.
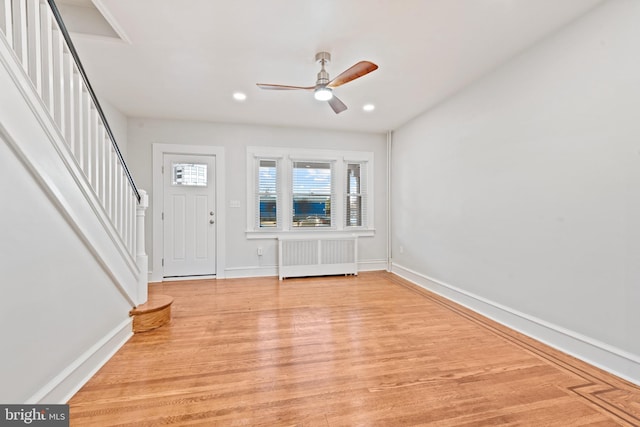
[[245, 228, 375, 240]]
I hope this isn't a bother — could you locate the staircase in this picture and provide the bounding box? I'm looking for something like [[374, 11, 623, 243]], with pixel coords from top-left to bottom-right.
[[0, 0, 160, 403], [0, 0, 152, 302]]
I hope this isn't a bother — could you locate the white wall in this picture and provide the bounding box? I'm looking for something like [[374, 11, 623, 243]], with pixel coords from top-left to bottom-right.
[[127, 119, 388, 279], [0, 139, 132, 402], [391, 0, 640, 383]]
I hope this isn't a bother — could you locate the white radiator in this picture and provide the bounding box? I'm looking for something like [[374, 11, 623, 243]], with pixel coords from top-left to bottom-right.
[[278, 236, 358, 280]]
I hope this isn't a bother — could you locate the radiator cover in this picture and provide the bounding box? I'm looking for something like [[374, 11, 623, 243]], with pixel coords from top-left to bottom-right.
[[278, 236, 358, 280]]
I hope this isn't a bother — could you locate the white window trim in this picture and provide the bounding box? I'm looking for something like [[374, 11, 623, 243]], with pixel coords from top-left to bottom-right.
[[246, 146, 374, 239], [254, 156, 282, 230]]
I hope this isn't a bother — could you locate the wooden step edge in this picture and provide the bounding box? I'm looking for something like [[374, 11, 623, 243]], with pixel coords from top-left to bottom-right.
[[129, 294, 174, 316], [129, 295, 174, 333]]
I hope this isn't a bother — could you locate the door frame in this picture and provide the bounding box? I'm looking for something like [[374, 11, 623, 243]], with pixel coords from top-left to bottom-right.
[[152, 143, 226, 282]]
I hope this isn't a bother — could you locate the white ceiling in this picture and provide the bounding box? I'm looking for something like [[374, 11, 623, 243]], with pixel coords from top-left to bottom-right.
[[63, 0, 604, 134]]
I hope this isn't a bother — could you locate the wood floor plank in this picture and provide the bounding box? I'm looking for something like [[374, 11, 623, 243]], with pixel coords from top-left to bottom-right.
[[69, 272, 640, 426]]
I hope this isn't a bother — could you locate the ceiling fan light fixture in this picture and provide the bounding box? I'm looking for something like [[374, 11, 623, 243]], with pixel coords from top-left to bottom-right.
[[314, 87, 333, 101], [233, 92, 247, 101]]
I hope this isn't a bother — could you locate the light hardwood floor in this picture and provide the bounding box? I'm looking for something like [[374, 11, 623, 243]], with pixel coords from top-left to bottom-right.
[[69, 272, 640, 426]]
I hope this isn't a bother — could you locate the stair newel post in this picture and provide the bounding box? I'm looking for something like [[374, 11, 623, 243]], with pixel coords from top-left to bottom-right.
[[135, 189, 149, 305]]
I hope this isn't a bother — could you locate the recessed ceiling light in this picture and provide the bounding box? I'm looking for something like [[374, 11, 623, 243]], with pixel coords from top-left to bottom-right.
[[363, 104, 375, 112], [233, 92, 247, 101]]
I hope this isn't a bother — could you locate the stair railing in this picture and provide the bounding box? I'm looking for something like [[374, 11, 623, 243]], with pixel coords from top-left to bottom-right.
[[0, 0, 148, 303]]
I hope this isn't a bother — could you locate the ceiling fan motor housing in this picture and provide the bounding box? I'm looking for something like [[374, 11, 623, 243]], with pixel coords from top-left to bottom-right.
[[315, 52, 331, 86]]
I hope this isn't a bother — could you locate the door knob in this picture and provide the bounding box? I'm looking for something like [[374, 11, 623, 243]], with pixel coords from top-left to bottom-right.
[[209, 211, 215, 216], [209, 219, 215, 224]]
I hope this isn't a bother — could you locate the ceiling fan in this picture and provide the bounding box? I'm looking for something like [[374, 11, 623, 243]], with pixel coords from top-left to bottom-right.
[[256, 52, 378, 114]]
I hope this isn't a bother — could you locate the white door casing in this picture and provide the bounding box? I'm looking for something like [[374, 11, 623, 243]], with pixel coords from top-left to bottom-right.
[[163, 154, 216, 277]]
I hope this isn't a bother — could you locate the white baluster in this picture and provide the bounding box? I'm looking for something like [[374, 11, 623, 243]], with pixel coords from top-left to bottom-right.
[[62, 50, 74, 150], [104, 135, 112, 214], [90, 106, 99, 191], [124, 181, 131, 252], [119, 168, 125, 236], [115, 166, 122, 235], [111, 148, 118, 225], [26, 0, 41, 92], [96, 124, 105, 205], [0, 0, 13, 43], [11, 0, 27, 71], [39, 2, 53, 111], [72, 71, 83, 162], [81, 90, 91, 176], [108, 146, 114, 222], [51, 27, 64, 135], [88, 108, 95, 190]]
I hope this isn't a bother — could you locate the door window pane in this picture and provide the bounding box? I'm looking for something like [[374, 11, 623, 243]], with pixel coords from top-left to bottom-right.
[[172, 163, 207, 186]]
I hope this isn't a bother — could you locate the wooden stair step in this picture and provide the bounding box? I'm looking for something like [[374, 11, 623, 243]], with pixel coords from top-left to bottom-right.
[[129, 294, 174, 333]]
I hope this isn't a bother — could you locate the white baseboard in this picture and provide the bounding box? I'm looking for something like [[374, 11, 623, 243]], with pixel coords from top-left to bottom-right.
[[358, 259, 388, 272], [27, 319, 133, 404], [391, 263, 640, 386], [149, 258, 388, 282], [225, 265, 278, 279], [224, 260, 388, 280]]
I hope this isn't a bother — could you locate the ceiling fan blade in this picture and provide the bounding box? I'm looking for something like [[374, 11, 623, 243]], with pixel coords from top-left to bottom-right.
[[327, 61, 378, 88], [328, 95, 347, 114], [256, 83, 314, 90]]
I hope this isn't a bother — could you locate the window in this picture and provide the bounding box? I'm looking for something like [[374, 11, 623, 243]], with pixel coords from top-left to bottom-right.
[[257, 159, 278, 228], [346, 163, 364, 227], [172, 163, 207, 186], [292, 161, 333, 227], [247, 147, 374, 237]]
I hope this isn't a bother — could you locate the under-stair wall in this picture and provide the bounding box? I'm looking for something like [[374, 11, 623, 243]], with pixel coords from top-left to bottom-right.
[[0, 0, 147, 403]]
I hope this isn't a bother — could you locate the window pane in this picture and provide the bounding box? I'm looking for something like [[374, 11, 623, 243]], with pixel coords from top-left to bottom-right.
[[292, 195, 331, 227], [347, 163, 361, 194], [258, 160, 277, 228], [292, 162, 331, 193], [346, 195, 362, 226], [259, 195, 277, 227], [172, 163, 207, 186], [346, 163, 362, 227], [292, 161, 332, 227], [259, 160, 277, 194]]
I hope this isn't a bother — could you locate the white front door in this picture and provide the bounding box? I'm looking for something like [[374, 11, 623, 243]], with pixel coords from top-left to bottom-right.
[[163, 154, 216, 278]]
